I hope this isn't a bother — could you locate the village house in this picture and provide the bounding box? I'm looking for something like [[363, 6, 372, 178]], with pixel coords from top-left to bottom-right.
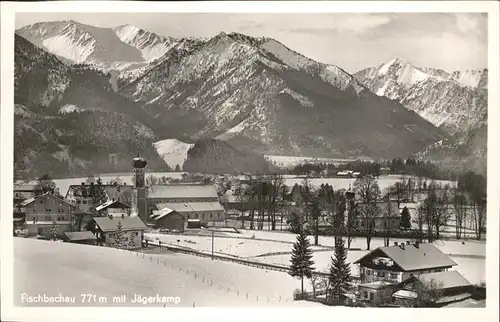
[[14, 183, 43, 205], [353, 241, 471, 306], [21, 193, 75, 236], [148, 184, 225, 225], [65, 183, 134, 214], [150, 209, 185, 232], [96, 199, 131, 218], [354, 201, 401, 231], [63, 231, 97, 245], [89, 215, 147, 249], [65, 183, 134, 231], [13, 183, 44, 231]]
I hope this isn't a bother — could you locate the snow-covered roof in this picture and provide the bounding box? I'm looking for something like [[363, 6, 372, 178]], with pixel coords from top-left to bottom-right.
[[21, 193, 75, 208], [64, 231, 97, 241], [392, 290, 418, 299], [150, 208, 176, 220], [416, 270, 471, 289], [156, 202, 224, 213], [96, 199, 130, 211], [358, 281, 395, 289], [148, 185, 218, 199], [354, 243, 457, 272], [93, 216, 147, 232]]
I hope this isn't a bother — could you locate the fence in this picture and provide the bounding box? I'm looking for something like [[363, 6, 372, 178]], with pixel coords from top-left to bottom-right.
[[118, 246, 295, 305], [144, 240, 337, 279], [146, 231, 335, 250]]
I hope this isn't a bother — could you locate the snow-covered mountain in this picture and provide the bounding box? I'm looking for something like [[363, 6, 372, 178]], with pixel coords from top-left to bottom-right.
[[113, 24, 178, 62], [354, 58, 488, 133], [354, 57, 488, 174], [15, 22, 447, 177], [117, 31, 443, 159], [16, 21, 177, 71], [14, 34, 171, 179], [448, 69, 488, 89]]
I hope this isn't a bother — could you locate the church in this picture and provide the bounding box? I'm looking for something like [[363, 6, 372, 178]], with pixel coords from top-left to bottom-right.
[[131, 155, 225, 228]]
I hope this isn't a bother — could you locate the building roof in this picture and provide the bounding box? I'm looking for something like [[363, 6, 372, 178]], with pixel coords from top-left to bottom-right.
[[392, 290, 418, 299], [96, 199, 131, 211], [21, 193, 75, 209], [64, 231, 97, 241], [358, 281, 395, 289], [151, 209, 184, 220], [156, 201, 224, 213], [148, 184, 218, 199], [93, 216, 147, 232], [354, 243, 457, 272], [416, 270, 471, 289]]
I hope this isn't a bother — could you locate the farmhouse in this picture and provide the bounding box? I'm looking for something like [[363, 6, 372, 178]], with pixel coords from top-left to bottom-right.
[[21, 193, 75, 236], [89, 215, 147, 249]]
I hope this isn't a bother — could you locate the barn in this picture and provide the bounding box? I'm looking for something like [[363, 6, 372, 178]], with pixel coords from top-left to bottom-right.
[[150, 209, 185, 232]]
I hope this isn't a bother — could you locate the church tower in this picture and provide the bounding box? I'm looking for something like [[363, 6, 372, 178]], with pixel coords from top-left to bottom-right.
[[133, 154, 147, 222]]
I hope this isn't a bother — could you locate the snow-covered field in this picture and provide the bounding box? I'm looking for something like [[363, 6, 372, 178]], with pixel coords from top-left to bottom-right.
[[264, 155, 371, 167], [14, 238, 323, 307], [18, 172, 455, 198], [281, 175, 455, 192], [153, 138, 194, 170], [145, 233, 326, 258]]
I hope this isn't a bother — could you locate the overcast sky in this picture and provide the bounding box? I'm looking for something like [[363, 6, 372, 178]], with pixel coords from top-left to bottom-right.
[[15, 12, 487, 73]]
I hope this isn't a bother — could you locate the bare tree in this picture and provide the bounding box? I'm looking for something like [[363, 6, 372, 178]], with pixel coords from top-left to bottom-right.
[[353, 176, 381, 250], [432, 184, 450, 240], [452, 190, 468, 239], [358, 202, 381, 250], [415, 204, 427, 242], [412, 278, 444, 307], [353, 176, 381, 204]]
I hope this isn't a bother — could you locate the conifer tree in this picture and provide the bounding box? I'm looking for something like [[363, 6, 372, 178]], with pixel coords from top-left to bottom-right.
[[328, 238, 352, 302], [48, 220, 59, 241], [289, 229, 315, 296], [114, 221, 126, 249], [400, 206, 412, 230]]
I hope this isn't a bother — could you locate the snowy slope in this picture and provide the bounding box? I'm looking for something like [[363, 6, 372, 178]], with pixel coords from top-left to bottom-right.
[[113, 24, 178, 61], [153, 138, 194, 170], [448, 69, 488, 89], [14, 238, 322, 307]]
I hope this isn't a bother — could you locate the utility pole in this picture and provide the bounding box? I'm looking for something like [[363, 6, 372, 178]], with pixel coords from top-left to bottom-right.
[[211, 230, 214, 260]]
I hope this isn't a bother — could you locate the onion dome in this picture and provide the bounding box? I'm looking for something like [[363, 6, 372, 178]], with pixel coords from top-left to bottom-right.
[[132, 154, 147, 168]]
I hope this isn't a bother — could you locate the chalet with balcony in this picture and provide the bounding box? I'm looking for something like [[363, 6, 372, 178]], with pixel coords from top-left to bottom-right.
[[353, 241, 462, 306]]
